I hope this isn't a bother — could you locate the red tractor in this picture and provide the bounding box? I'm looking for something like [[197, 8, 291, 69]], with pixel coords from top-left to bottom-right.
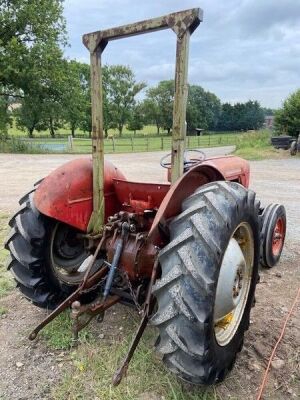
[[5, 9, 286, 385]]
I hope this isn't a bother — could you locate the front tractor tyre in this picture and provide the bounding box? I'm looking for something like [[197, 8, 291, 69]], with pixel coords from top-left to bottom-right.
[[152, 181, 260, 385], [260, 204, 286, 268], [5, 188, 91, 310]]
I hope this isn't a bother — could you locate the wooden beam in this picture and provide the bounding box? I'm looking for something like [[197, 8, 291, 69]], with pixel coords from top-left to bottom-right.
[[83, 8, 202, 53], [171, 31, 190, 183], [87, 48, 105, 234]]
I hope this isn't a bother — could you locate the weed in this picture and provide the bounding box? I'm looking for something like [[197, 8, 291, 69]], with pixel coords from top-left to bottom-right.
[[0, 306, 7, 315], [41, 311, 92, 350], [52, 325, 218, 400]]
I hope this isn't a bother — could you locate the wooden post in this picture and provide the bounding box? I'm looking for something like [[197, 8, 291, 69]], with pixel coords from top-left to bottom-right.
[[161, 137, 164, 150], [112, 136, 115, 152], [87, 48, 105, 234], [131, 137, 134, 151], [171, 31, 190, 184], [68, 135, 73, 150]]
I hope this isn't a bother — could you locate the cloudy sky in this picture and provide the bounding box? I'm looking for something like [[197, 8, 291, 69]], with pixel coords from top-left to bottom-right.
[[63, 0, 300, 108]]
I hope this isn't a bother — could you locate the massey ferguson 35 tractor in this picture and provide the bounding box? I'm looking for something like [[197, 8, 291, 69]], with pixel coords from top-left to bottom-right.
[[5, 8, 287, 385]]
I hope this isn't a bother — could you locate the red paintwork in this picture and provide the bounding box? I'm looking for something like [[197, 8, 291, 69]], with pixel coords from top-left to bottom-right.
[[113, 180, 170, 212], [272, 217, 285, 256], [34, 155, 249, 233], [106, 233, 157, 280], [148, 156, 250, 245], [202, 155, 250, 187], [34, 158, 126, 231]]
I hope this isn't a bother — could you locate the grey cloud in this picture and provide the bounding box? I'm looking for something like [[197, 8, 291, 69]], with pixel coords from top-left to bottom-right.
[[235, 0, 300, 38], [63, 0, 300, 108]]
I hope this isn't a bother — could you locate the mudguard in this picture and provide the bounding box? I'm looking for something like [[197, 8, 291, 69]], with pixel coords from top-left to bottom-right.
[[148, 155, 250, 245], [34, 158, 126, 231]]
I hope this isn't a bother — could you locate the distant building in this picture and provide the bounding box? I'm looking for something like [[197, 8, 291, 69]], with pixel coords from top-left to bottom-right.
[[264, 115, 274, 129]]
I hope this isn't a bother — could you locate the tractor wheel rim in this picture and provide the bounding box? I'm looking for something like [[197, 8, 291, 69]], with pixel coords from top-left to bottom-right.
[[50, 222, 89, 285], [214, 222, 254, 346], [272, 217, 285, 256]]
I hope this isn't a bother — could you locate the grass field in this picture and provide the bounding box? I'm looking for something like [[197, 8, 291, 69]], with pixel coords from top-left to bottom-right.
[[234, 130, 289, 160]]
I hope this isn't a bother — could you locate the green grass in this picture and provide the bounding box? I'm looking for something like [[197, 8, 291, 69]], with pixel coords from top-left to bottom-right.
[[37, 302, 218, 399], [41, 311, 92, 350], [234, 129, 285, 160], [0, 213, 14, 297], [0, 305, 8, 315], [52, 318, 218, 400]]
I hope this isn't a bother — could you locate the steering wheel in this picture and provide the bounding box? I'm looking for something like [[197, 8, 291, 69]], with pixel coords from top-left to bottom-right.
[[160, 149, 206, 170]]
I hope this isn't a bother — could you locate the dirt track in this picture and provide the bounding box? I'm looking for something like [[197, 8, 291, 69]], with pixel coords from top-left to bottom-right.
[[0, 150, 299, 399]]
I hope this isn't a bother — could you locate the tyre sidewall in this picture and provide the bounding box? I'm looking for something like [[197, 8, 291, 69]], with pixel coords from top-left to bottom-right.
[[263, 205, 286, 268]]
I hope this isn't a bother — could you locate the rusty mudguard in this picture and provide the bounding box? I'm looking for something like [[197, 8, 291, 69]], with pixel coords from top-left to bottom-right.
[[34, 158, 126, 231], [148, 155, 250, 245]]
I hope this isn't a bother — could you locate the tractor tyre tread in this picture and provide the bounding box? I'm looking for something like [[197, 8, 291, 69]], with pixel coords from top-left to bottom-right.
[[5, 188, 64, 309], [152, 181, 260, 385]]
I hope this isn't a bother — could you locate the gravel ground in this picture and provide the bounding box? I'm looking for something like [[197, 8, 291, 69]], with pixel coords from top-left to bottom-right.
[[0, 150, 299, 400]]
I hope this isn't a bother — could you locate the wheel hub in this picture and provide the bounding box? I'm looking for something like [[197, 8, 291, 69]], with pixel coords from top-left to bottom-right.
[[214, 223, 254, 346], [272, 217, 284, 256], [50, 222, 89, 284], [214, 238, 246, 321]]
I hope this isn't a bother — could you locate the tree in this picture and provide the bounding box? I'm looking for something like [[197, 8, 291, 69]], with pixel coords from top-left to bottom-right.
[[241, 100, 264, 130], [218, 100, 264, 131], [262, 107, 276, 116], [0, 0, 67, 136], [0, 91, 10, 135], [105, 65, 146, 136], [145, 80, 174, 135], [126, 103, 144, 135], [0, 0, 67, 94], [142, 98, 162, 135], [187, 85, 221, 132], [274, 89, 300, 137], [62, 61, 90, 137], [15, 94, 46, 137]]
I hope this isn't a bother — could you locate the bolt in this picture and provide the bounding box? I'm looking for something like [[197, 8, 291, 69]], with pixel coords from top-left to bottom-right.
[[72, 301, 81, 311]]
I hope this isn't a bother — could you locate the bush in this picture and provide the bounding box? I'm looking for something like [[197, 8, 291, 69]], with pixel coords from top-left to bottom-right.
[[274, 89, 300, 137], [235, 130, 271, 150], [0, 136, 45, 153]]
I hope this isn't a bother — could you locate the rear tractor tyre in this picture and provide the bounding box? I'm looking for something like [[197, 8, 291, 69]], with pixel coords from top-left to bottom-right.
[[260, 204, 286, 268], [152, 181, 260, 385], [5, 188, 93, 310]]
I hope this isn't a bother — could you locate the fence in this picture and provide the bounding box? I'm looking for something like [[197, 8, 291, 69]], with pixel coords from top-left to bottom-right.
[[70, 133, 239, 154], [1, 133, 240, 154]]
